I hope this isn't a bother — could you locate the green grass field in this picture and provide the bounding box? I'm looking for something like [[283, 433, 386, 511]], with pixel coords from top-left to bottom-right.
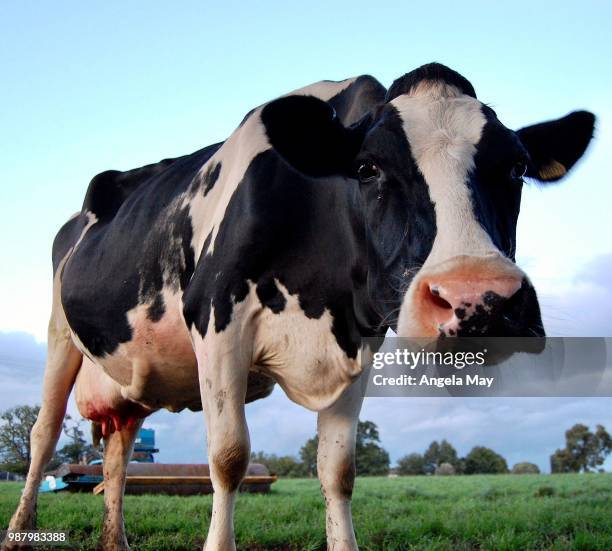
[[1, 474, 611, 550]]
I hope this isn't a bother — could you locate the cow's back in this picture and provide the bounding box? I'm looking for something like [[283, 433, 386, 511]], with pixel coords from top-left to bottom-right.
[[56, 143, 220, 358], [81, 157, 180, 222]]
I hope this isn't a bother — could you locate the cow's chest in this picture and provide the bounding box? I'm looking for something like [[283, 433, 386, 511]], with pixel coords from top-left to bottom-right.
[[249, 283, 363, 411]]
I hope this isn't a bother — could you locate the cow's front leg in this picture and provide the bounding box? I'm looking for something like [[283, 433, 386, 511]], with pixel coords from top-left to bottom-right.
[[194, 334, 251, 551], [317, 380, 364, 551], [98, 418, 143, 551]]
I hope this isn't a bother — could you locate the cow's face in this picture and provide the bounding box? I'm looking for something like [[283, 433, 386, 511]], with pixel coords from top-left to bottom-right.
[[262, 64, 595, 338]]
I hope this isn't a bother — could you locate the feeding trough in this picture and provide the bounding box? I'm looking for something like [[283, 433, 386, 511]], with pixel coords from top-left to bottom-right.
[[41, 428, 276, 495], [93, 462, 276, 495]]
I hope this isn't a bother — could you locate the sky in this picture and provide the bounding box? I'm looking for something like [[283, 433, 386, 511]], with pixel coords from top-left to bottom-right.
[[1, 1, 611, 473]]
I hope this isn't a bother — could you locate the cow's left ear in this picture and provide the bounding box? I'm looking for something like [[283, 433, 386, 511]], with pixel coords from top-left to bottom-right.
[[261, 95, 367, 177], [517, 111, 595, 182]]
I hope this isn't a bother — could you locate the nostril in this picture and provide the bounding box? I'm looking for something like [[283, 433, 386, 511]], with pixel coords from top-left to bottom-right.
[[427, 285, 453, 311], [421, 283, 456, 333], [430, 292, 453, 311]]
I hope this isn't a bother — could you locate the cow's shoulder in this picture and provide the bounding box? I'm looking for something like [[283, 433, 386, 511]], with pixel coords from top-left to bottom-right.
[[81, 156, 180, 221]]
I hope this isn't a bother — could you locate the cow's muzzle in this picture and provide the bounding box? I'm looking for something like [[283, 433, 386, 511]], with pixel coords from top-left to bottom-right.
[[397, 254, 545, 338]]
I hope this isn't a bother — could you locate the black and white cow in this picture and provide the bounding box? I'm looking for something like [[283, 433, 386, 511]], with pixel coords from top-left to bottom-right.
[[3, 63, 594, 551]]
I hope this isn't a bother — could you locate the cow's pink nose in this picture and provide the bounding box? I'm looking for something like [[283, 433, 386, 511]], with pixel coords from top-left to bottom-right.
[[420, 274, 523, 336]]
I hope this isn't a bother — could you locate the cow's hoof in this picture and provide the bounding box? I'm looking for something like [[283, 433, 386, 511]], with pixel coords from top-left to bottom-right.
[[2, 511, 37, 551], [0, 538, 34, 551]]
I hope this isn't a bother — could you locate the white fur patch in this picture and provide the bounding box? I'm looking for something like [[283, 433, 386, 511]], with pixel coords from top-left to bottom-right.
[[392, 87, 499, 268], [186, 112, 271, 261], [251, 280, 362, 411], [72, 211, 98, 252], [286, 77, 357, 101]]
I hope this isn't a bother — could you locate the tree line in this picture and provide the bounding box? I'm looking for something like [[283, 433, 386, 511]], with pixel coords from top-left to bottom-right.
[[1, 405, 610, 477], [0, 405, 99, 475], [253, 422, 612, 477]]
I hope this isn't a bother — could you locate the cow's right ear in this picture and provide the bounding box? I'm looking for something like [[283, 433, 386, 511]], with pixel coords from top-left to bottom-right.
[[261, 95, 366, 177]]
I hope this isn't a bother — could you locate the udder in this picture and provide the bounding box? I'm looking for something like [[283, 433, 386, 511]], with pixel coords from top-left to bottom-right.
[[75, 357, 152, 438]]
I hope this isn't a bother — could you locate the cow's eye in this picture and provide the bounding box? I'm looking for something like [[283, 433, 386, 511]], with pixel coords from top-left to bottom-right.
[[510, 161, 528, 180], [357, 161, 380, 183]]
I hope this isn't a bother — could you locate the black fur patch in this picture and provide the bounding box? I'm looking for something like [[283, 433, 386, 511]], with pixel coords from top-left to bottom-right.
[[203, 162, 222, 196], [147, 293, 166, 322], [455, 308, 466, 320], [355, 105, 437, 326], [455, 280, 544, 337], [468, 106, 527, 259], [52, 215, 88, 274], [386, 62, 477, 102], [255, 278, 287, 313]]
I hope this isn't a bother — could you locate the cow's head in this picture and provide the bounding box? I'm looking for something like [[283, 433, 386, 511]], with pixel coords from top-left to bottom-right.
[[262, 63, 595, 338]]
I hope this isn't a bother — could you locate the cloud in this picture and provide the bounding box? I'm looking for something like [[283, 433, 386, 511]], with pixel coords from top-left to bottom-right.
[[576, 253, 612, 289], [0, 331, 47, 409], [0, 331, 46, 372], [534, 252, 612, 336]]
